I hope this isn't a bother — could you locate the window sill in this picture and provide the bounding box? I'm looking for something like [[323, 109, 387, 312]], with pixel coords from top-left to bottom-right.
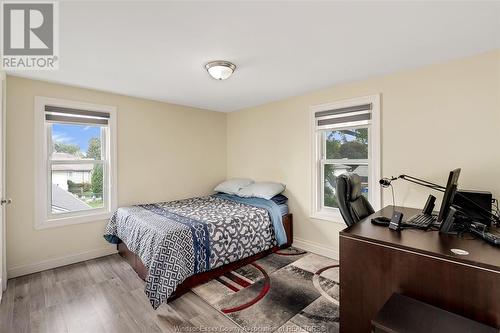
[[35, 211, 113, 230], [310, 210, 345, 224]]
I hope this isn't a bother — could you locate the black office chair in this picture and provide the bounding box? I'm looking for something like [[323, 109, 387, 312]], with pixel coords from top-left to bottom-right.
[[336, 173, 375, 227]]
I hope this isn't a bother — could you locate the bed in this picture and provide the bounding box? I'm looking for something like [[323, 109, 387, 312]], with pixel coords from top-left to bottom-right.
[[104, 193, 292, 309]]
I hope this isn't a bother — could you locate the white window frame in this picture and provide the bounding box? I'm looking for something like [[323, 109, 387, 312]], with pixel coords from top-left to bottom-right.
[[34, 96, 117, 229], [310, 94, 381, 223]]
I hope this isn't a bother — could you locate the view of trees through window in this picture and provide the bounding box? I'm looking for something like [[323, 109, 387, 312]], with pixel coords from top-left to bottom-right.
[[323, 128, 369, 208], [50, 124, 104, 214]]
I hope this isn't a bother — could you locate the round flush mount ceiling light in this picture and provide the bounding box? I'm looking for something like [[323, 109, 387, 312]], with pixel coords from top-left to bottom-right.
[[205, 61, 236, 80]]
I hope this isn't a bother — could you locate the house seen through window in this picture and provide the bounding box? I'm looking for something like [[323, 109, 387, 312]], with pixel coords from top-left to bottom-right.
[[50, 123, 105, 214]]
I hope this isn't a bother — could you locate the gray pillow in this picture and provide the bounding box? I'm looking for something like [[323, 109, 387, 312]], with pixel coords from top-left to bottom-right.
[[237, 181, 286, 200], [214, 178, 254, 195]]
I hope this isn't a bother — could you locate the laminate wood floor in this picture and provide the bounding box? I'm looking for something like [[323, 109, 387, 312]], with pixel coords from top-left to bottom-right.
[[0, 254, 240, 333]]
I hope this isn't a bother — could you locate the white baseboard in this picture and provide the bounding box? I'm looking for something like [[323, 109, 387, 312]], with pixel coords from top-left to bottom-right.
[[293, 237, 339, 260], [7, 246, 117, 279]]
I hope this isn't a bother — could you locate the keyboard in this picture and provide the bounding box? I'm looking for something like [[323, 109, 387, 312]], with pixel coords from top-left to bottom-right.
[[404, 213, 437, 229]]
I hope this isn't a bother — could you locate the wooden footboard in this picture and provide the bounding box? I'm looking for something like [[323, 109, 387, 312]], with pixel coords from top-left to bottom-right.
[[282, 213, 293, 248], [117, 213, 293, 300]]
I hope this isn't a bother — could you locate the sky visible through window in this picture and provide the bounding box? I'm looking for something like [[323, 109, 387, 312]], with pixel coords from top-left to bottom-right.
[[52, 123, 100, 154], [327, 130, 359, 143]]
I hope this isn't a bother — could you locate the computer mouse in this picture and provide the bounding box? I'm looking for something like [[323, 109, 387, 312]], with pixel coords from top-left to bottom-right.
[[371, 216, 391, 226]]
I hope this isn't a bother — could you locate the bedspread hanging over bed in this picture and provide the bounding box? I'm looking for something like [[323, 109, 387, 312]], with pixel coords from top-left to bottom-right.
[[104, 195, 284, 309]]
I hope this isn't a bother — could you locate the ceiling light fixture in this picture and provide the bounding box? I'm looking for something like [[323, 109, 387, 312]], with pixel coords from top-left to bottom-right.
[[205, 61, 236, 80]]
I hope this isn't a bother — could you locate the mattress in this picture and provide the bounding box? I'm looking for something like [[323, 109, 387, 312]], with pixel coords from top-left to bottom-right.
[[278, 203, 289, 216]]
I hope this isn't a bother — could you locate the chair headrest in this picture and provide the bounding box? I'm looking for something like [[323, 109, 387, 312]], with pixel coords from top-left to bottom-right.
[[339, 173, 363, 201]]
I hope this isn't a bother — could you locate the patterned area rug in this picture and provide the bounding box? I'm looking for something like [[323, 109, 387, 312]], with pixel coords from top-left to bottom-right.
[[192, 247, 340, 333]]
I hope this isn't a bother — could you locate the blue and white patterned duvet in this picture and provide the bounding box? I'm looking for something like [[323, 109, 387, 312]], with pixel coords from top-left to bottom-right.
[[104, 195, 284, 309]]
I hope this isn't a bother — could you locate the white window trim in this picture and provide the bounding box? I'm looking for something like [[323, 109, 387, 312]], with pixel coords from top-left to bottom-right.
[[34, 96, 117, 230], [310, 94, 381, 224]]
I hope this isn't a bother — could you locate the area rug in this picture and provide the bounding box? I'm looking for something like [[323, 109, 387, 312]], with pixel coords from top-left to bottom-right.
[[192, 247, 340, 333]]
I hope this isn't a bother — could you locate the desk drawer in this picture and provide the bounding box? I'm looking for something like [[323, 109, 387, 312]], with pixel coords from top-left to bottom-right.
[[339, 235, 500, 333]]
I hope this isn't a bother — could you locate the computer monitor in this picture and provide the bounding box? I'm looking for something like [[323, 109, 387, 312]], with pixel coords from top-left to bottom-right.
[[437, 168, 461, 222]]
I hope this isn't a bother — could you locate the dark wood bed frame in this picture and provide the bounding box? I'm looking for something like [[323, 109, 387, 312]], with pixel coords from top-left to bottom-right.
[[117, 213, 293, 300]]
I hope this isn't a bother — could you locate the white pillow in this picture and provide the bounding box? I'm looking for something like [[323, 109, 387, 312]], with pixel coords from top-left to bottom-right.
[[236, 181, 286, 200], [214, 178, 254, 195]]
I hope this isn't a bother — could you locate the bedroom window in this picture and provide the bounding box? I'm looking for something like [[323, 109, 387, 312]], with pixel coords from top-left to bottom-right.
[[311, 95, 380, 222], [34, 97, 117, 229]]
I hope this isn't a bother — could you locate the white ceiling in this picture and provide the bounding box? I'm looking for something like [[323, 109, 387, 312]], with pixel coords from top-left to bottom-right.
[[10, 1, 500, 112]]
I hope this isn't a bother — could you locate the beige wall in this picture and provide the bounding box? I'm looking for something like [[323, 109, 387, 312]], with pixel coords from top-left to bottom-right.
[[6, 76, 227, 272], [227, 49, 500, 257]]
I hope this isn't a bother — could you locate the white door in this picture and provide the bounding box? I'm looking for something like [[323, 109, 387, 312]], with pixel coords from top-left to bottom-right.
[[0, 72, 5, 301]]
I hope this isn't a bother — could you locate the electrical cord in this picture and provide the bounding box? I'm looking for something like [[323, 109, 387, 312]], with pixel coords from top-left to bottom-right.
[[450, 207, 500, 244], [390, 184, 395, 207]]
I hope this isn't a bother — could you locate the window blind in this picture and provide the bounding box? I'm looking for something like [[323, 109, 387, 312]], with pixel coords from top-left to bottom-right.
[[315, 103, 371, 127], [45, 105, 110, 125]]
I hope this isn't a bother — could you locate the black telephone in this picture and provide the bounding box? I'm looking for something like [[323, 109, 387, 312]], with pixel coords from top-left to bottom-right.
[[389, 211, 404, 231], [422, 195, 436, 215]]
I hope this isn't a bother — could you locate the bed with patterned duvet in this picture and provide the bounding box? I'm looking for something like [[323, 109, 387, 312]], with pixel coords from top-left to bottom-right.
[[103, 193, 287, 309]]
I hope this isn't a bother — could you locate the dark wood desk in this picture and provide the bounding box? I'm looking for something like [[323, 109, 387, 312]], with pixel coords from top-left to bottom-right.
[[339, 206, 500, 333]]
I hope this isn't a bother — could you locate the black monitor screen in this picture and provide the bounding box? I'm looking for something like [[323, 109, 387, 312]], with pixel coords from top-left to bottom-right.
[[437, 168, 461, 222]]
